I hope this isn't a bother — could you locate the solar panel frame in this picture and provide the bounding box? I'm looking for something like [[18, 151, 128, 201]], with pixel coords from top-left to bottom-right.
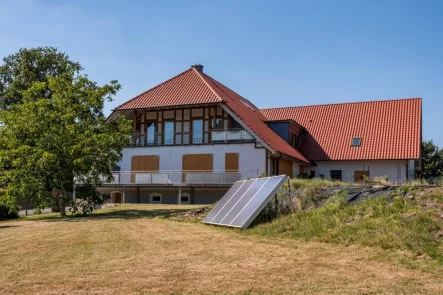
[[203, 180, 245, 223], [231, 176, 287, 229], [219, 178, 269, 226], [202, 175, 288, 229]]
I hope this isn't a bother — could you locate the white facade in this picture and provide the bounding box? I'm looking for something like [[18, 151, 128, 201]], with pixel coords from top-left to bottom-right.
[[118, 143, 267, 180], [304, 160, 410, 183]]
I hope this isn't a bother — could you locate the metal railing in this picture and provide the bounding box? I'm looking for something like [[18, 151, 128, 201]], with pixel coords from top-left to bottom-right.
[[99, 171, 242, 186], [129, 129, 255, 147]]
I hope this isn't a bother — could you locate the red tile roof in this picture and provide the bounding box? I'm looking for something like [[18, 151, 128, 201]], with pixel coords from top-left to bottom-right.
[[197, 72, 310, 163], [115, 69, 222, 110], [261, 98, 422, 161], [113, 67, 311, 164]]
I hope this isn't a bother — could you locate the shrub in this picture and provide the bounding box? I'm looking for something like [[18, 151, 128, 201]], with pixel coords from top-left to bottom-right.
[[0, 192, 19, 220], [69, 185, 109, 216]]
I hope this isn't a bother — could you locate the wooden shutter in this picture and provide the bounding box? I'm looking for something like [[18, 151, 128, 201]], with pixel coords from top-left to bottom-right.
[[278, 158, 293, 178], [131, 155, 159, 172], [182, 154, 213, 171], [225, 153, 239, 171]]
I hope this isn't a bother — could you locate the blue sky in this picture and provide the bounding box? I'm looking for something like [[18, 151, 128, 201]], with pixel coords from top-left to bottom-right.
[[1, 0, 442, 145]]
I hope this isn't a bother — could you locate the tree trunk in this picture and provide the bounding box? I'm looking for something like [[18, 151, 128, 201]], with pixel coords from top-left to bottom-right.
[[53, 188, 67, 217], [59, 197, 66, 216]]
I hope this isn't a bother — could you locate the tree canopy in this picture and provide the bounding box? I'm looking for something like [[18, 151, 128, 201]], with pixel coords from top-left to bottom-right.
[[0, 47, 82, 110], [420, 140, 443, 180], [0, 47, 131, 216]]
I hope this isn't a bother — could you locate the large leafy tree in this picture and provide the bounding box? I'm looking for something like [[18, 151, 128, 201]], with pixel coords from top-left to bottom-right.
[[0, 73, 131, 216], [0, 47, 82, 110], [420, 140, 443, 179]]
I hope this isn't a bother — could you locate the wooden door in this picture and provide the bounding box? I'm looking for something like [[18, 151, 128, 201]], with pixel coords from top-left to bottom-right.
[[114, 192, 122, 203], [278, 158, 293, 178], [225, 153, 239, 171], [354, 171, 369, 182]]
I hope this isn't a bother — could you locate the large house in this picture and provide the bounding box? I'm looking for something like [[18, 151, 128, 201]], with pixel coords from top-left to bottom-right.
[[100, 64, 422, 204]]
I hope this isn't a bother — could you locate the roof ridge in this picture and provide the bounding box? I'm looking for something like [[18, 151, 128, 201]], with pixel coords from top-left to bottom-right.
[[199, 72, 261, 109], [192, 68, 224, 102], [260, 97, 422, 111]]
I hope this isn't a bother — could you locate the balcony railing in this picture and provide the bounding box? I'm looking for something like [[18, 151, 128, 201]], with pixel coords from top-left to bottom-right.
[[99, 171, 242, 187], [129, 129, 255, 147]]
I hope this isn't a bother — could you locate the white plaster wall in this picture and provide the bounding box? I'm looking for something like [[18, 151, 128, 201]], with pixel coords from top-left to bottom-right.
[[118, 143, 266, 179], [292, 162, 300, 178], [304, 160, 409, 183]]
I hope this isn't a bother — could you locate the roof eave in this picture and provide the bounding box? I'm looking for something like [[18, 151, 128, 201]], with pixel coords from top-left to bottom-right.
[[112, 102, 222, 112]]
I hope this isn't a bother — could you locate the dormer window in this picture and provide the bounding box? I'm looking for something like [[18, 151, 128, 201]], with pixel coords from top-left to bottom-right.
[[351, 137, 362, 147]]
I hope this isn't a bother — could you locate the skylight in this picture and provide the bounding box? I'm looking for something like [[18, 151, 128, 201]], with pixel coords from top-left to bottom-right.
[[241, 99, 254, 110], [351, 137, 362, 147]]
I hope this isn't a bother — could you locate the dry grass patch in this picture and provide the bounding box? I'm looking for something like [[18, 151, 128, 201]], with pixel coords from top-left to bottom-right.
[[1, 204, 443, 294]]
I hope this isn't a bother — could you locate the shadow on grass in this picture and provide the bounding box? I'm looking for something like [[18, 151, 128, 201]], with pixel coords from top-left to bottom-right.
[[31, 207, 196, 223], [0, 224, 20, 229]]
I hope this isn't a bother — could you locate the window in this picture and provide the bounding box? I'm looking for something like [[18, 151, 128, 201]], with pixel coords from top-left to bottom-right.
[[192, 119, 203, 144], [213, 118, 223, 130], [230, 119, 242, 130], [240, 99, 254, 110], [330, 170, 342, 181], [310, 170, 315, 178], [164, 121, 174, 145], [150, 193, 162, 204], [178, 193, 190, 204], [147, 122, 156, 145], [351, 137, 362, 147]]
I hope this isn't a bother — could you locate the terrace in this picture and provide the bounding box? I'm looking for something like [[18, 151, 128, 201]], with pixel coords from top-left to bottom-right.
[[99, 170, 242, 187]]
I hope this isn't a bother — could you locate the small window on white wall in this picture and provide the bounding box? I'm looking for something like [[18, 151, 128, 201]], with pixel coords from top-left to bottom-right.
[[179, 193, 190, 204], [150, 193, 162, 204]]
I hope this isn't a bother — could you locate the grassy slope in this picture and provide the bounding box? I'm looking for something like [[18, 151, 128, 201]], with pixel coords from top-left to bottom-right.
[[1, 204, 443, 294], [248, 180, 443, 266]]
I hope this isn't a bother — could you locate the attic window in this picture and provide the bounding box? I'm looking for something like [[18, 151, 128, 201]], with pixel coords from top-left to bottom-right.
[[351, 137, 362, 147]]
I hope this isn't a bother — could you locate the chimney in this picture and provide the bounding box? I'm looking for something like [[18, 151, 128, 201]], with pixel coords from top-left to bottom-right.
[[191, 64, 203, 73]]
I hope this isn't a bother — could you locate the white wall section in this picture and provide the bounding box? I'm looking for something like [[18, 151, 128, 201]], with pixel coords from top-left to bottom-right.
[[305, 160, 409, 183], [119, 143, 266, 179]]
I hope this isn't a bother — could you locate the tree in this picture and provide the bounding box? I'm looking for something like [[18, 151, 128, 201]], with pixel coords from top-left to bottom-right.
[[0, 73, 131, 216], [420, 140, 443, 179], [0, 47, 82, 110]]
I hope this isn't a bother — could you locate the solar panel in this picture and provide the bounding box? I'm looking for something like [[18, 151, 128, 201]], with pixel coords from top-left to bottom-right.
[[203, 175, 288, 229]]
